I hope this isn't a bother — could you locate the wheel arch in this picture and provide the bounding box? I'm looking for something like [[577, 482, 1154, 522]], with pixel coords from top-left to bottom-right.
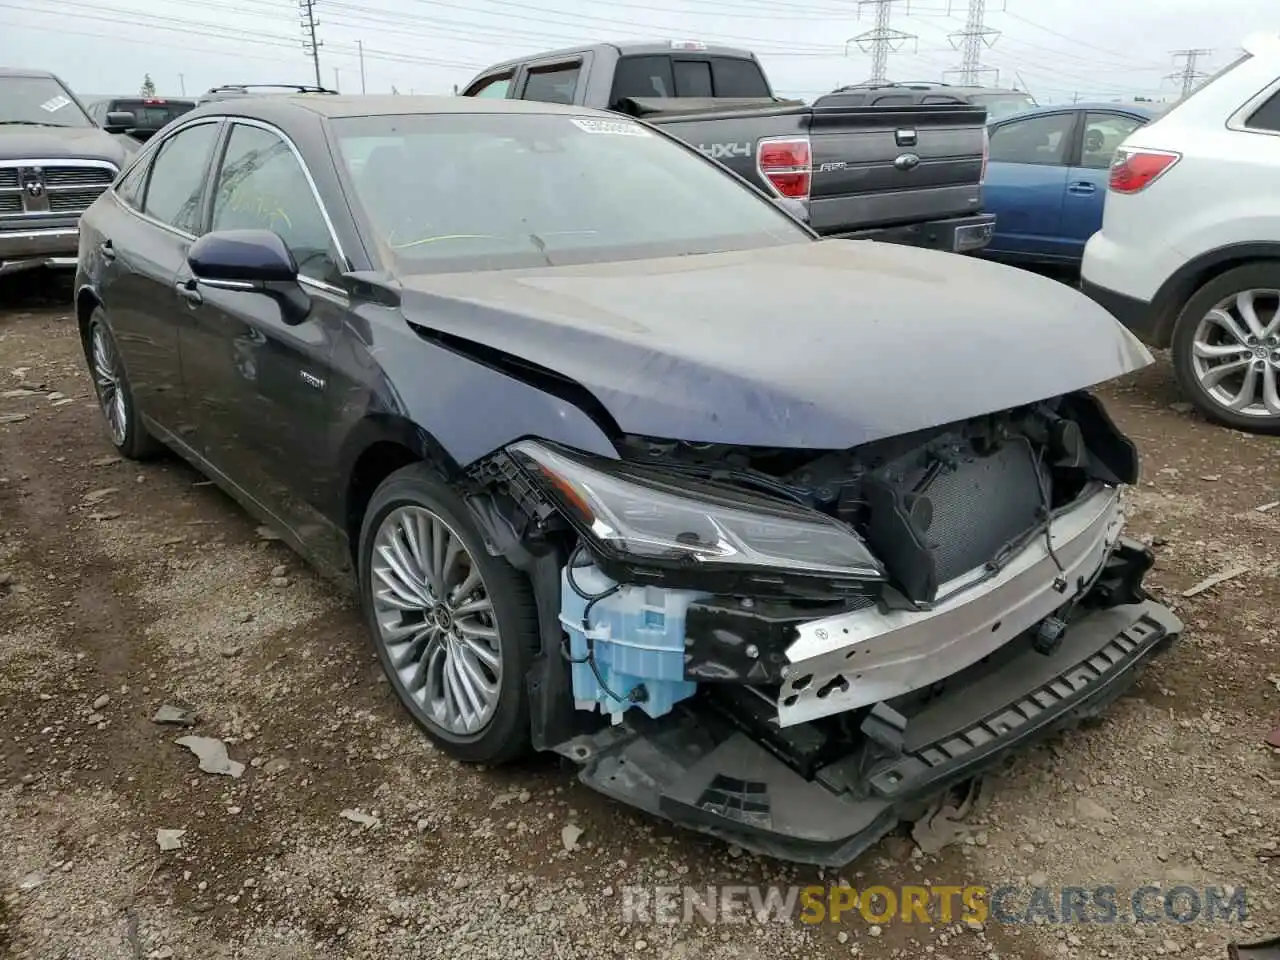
[[339, 414, 458, 567], [75, 284, 103, 343], [1149, 242, 1280, 348]]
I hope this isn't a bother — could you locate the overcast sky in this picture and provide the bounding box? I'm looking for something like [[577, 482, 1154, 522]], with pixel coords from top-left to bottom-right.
[[1, 0, 1269, 104]]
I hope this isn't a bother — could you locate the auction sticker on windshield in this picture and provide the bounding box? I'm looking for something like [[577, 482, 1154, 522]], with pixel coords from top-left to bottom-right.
[[40, 95, 72, 113], [570, 117, 650, 137]]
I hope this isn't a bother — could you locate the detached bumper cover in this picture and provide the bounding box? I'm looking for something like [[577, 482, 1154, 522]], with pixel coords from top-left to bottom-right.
[[564, 597, 1181, 867]]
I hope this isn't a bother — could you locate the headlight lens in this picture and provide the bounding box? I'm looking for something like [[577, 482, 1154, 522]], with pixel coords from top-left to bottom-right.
[[510, 440, 884, 580]]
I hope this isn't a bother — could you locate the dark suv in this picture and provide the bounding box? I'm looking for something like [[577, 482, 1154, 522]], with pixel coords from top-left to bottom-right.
[[827, 80, 1037, 121], [72, 93, 1180, 867]]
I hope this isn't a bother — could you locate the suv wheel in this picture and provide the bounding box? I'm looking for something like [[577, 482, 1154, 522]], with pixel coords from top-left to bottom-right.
[[358, 464, 540, 764], [1171, 264, 1280, 434], [86, 308, 162, 459]]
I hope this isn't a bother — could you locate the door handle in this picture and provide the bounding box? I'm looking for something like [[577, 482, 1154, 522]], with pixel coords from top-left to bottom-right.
[[99, 240, 115, 261], [175, 280, 203, 307], [1067, 181, 1097, 195]]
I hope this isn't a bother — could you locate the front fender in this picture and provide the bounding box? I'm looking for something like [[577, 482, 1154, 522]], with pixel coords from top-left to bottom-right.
[[330, 307, 619, 510]]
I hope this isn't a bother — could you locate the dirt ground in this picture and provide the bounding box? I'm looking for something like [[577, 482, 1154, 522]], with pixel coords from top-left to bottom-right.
[[0, 271, 1277, 960]]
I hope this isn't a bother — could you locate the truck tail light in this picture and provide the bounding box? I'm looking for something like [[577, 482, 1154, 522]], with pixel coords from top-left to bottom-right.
[[756, 136, 811, 201], [980, 126, 989, 184], [1109, 147, 1180, 194]]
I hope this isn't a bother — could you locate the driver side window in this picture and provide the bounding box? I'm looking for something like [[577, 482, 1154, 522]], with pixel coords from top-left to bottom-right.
[[210, 122, 341, 285]]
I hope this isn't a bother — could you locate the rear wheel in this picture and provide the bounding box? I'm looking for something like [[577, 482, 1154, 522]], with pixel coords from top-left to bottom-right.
[[358, 464, 541, 764], [86, 308, 162, 459], [1170, 264, 1280, 435]]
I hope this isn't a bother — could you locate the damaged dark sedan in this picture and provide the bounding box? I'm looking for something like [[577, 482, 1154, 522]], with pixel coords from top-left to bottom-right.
[[73, 94, 1182, 866]]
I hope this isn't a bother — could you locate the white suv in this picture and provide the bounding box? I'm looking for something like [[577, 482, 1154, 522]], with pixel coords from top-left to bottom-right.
[[1081, 33, 1280, 434]]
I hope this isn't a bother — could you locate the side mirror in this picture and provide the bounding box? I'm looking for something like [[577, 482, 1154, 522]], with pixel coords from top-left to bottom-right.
[[103, 110, 136, 134], [189, 229, 298, 283], [187, 229, 312, 323]]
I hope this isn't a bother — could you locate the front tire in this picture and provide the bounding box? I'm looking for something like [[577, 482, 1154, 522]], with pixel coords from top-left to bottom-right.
[[358, 464, 541, 764], [85, 308, 162, 459], [1170, 264, 1280, 434]]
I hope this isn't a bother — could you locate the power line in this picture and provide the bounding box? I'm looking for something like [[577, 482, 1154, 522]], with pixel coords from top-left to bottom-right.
[[1167, 48, 1212, 97], [848, 0, 917, 82], [299, 0, 322, 87], [945, 0, 1000, 86]]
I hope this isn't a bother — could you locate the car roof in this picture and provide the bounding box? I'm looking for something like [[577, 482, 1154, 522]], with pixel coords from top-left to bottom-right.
[[180, 94, 622, 124], [832, 81, 1029, 98], [0, 67, 59, 79], [991, 102, 1159, 124], [475, 40, 758, 74]]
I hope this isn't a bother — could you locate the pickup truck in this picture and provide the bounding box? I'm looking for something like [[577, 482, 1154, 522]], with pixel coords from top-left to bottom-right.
[[0, 67, 134, 278], [462, 41, 995, 253]]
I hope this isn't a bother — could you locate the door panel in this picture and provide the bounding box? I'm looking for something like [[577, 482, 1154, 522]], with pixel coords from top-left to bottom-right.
[[984, 111, 1078, 260], [177, 120, 345, 550], [104, 120, 221, 436], [983, 161, 1070, 258], [178, 279, 344, 550]]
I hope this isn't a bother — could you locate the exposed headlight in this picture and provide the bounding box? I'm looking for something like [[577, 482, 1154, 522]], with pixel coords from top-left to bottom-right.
[[509, 440, 884, 581]]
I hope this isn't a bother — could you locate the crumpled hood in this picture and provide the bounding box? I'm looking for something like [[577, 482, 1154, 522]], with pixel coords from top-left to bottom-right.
[[0, 126, 128, 167], [397, 239, 1152, 449]]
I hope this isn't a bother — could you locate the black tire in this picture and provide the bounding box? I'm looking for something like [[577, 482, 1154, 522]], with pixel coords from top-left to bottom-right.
[[357, 463, 541, 764], [1170, 263, 1280, 435], [85, 307, 163, 459]]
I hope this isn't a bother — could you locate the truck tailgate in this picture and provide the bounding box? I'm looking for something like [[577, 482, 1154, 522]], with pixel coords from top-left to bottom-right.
[[805, 103, 986, 234]]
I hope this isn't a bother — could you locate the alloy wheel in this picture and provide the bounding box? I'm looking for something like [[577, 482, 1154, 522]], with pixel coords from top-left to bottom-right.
[[369, 504, 504, 736], [1190, 288, 1280, 419], [90, 322, 128, 446]]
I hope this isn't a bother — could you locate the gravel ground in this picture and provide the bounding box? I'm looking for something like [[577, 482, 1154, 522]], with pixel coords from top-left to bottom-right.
[[0, 271, 1277, 960]]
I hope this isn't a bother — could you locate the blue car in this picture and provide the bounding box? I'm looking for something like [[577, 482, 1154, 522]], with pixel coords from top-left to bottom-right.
[[982, 103, 1158, 267]]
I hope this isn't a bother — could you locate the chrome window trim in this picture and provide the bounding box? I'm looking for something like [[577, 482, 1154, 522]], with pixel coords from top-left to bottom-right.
[[1226, 75, 1280, 138], [114, 114, 350, 299], [0, 158, 119, 172]]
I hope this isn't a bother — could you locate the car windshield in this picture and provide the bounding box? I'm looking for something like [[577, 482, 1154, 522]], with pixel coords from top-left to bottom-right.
[[971, 93, 1037, 120], [0, 75, 92, 128], [331, 112, 810, 274]]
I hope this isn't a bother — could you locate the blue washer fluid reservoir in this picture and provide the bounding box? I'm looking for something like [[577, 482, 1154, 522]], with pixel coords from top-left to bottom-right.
[[559, 561, 705, 724]]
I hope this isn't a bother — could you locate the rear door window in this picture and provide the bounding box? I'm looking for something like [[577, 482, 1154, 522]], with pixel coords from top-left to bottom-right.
[[142, 121, 220, 232], [520, 63, 580, 105], [988, 112, 1076, 165], [673, 59, 713, 98], [610, 56, 675, 105], [709, 57, 769, 97]]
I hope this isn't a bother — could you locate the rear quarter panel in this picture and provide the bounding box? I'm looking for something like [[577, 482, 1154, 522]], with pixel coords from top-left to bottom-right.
[[1091, 124, 1280, 302]]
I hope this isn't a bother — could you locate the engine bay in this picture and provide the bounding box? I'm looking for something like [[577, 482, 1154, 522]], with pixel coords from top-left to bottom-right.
[[468, 390, 1143, 739]]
